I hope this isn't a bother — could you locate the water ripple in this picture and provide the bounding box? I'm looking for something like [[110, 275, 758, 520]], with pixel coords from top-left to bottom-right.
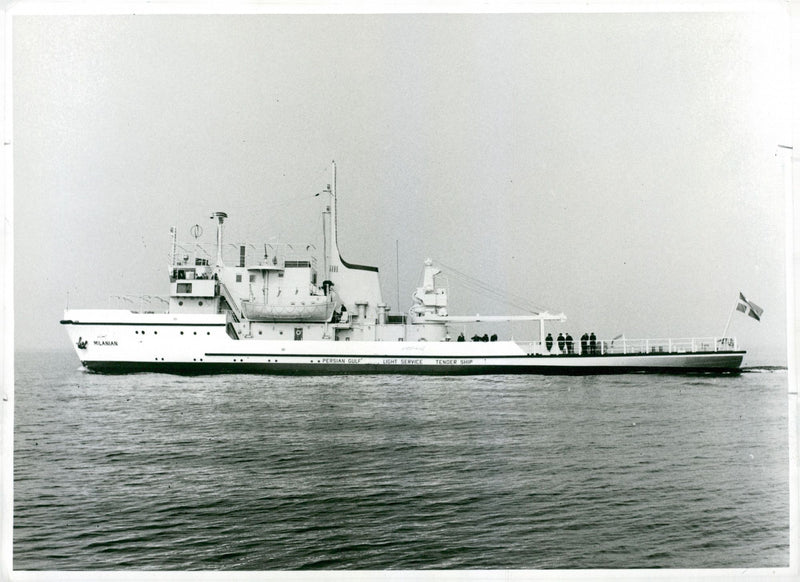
[[13, 351, 789, 570]]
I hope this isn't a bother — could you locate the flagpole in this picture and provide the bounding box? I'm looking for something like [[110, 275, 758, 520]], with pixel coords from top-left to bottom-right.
[[721, 299, 738, 339]]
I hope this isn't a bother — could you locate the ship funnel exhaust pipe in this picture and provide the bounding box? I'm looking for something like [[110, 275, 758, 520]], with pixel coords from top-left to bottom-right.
[[211, 211, 228, 267]]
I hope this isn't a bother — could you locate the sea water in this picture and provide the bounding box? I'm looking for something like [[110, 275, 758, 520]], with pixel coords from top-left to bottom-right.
[[13, 351, 789, 570]]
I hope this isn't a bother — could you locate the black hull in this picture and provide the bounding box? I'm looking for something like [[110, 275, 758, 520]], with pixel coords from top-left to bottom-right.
[[80, 359, 744, 376]]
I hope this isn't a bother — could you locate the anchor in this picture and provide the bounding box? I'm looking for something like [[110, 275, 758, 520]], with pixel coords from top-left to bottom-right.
[[76, 337, 87, 350]]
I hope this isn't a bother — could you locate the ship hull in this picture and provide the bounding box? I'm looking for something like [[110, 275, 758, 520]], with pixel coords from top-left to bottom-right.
[[78, 356, 743, 376], [75, 350, 745, 376], [61, 310, 745, 376]]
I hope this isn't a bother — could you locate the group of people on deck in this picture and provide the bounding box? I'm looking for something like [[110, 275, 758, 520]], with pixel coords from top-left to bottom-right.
[[456, 333, 498, 342], [544, 332, 600, 355]]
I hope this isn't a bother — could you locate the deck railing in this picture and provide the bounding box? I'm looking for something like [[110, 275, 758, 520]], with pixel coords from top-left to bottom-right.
[[516, 337, 739, 356], [108, 295, 169, 313], [171, 241, 317, 269]]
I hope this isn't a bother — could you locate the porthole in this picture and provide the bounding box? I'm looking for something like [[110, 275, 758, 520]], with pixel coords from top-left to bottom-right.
[[135, 331, 139, 334], [154, 331, 158, 335], [180, 331, 184, 335], [178, 301, 183, 306], [207, 332, 210, 335], [193, 331, 197, 335], [199, 301, 204, 306]]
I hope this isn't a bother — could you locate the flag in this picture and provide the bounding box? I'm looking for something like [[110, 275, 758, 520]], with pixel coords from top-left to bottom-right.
[[737, 292, 763, 322]]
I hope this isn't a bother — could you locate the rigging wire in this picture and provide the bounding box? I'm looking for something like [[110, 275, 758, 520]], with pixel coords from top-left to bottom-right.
[[435, 259, 556, 315], [444, 275, 541, 315], [249, 164, 333, 213]]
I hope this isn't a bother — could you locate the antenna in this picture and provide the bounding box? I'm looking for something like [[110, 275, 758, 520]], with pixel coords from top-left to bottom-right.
[[396, 239, 400, 313]]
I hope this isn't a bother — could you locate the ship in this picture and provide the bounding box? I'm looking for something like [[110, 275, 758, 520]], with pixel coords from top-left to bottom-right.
[[61, 162, 745, 375]]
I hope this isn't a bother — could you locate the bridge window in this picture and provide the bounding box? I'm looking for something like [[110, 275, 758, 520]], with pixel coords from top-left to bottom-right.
[[177, 283, 192, 293]]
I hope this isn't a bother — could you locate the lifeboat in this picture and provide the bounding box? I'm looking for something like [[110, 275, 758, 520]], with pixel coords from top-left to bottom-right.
[[240, 297, 336, 322]]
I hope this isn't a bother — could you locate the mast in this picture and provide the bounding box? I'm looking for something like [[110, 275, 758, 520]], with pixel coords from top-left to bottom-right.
[[210, 211, 227, 267], [330, 160, 340, 265], [169, 226, 177, 266], [320, 162, 335, 281], [322, 198, 330, 280], [321, 160, 341, 281]]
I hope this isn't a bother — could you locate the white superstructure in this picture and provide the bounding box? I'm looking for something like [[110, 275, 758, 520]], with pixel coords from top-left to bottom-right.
[[61, 163, 744, 375]]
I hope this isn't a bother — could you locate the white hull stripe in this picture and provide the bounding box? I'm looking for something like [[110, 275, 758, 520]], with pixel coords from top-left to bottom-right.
[[203, 351, 745, 359], [61, 320, 225, 326]]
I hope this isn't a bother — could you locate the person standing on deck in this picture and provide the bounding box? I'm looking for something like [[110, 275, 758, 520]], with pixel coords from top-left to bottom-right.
[[557, 333, 565, 354], [566, 333, 574, 354], [589, 332, 597, 355], [545, 333, 553, 353], [581, 332, 589, 355]]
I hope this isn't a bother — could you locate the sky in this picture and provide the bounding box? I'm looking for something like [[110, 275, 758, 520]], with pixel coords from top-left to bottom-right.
[[9, 5, 794, 365]]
